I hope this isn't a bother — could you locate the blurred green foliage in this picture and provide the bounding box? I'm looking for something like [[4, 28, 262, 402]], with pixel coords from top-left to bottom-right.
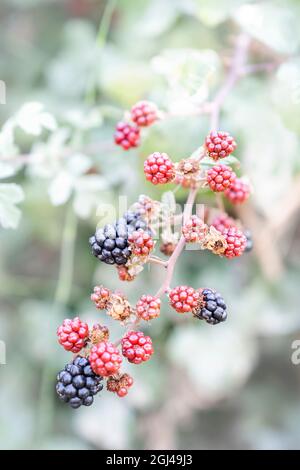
[[0, 0, 300, 450]]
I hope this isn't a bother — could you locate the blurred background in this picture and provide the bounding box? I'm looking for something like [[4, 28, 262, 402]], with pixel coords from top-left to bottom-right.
[[1, 0, 300, 450]]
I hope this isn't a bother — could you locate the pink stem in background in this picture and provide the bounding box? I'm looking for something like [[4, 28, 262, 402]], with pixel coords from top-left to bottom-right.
[[210, 33, 250, 131]]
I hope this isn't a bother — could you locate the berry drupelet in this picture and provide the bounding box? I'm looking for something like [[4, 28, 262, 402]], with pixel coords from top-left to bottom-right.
[[130, 101, 158, 127], [57, 317, 89, 353], [114, 122, 140, 150], [144, 152, 175, 185], [194, 288, 227, 325], [121, 330, 154, 364], [89, 211, 149, 266], [205, 131, 237, 160], [169, 285, 200, 313], [224, 178, 250, 204], [56, 356, 103, 409], [89, 341, 122, 377], [206, 164, 236, 192]]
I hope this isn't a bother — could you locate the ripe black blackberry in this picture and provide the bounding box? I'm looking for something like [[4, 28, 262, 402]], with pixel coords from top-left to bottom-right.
[[89, 211, 149, 265], [56, 356, 103, 409], [194, 288, 227, 325], [244, 230, 253, 252]]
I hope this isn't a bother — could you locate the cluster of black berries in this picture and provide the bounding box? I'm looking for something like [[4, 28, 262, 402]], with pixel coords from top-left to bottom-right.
[[56, 356, 103, 409], [89, 211, 149, 265], [194, 289, 227, 325]]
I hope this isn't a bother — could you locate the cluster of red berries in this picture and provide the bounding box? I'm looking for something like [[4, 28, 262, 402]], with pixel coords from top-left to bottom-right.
[[55, 116, 254, 409], [169, 285, 200, 313], [182, 215, 207, 243], [107, 373, 134, 398], [206, 164, 236, 192], [222, 227, 247, 259], [211, 212, 251, 258], [56, 290, 156, 406], [168, 285, 227, 325], [57, 317, 89, 353], [128, 228, 154, 257], [114, 100, 158, 150], [224, 178, 250, 204], [205, 131, 237, 160], [89, 341, 122, 377], [144, 152, 175, 185], [211, 213, 235, 233], [131, 101, 158, 127], [90, 285, 111, 310], [121, 331, 154, 365], [136, 295, 161, 321]]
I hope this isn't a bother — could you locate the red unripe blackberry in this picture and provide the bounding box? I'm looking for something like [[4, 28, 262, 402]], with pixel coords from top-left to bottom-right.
[[89, 341, 122, 377], [128, 229, 154, 257], [224, 178, 250, 204], [136, 295, 161, 321], [107, 372, 134, 398], [169, 285, 200, 313], [114, 121, 140, 150], [206, 164, 236, 192], [205, 131, 237, 160], [144, 152, 175, 185], [130, 100, 158, 127], [57, 317, 89, 353], [223, 227, 247, 258], [211, 213, 236, 234], [121, 330, 154, 364], [91, 285, 111, 310], [182, 215, 207, 243]]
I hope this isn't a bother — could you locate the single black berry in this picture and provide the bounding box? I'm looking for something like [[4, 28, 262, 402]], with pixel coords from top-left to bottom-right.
[[194, 288, 227, 325], [56, 356, 103, 409], [89, 211, 150, 266]]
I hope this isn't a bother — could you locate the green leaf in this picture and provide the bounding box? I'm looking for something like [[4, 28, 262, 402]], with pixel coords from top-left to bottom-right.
[[0, 120, 19, 158], [200, 155, 240, 168], [152, 48, 221, 109], [134, 0, 178, 37], [234, 2, 300, 54], [271, 59, 300, 134], [0, 162, 16, 179], [195, 0, 248, 27], [167, 323, 257, 398], [15, 102, 57, 136], [0, 183, 24, 229]]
